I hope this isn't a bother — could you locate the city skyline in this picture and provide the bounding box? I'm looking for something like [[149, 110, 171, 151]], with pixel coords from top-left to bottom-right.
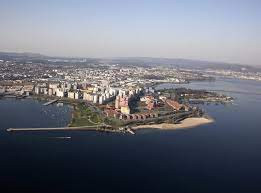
[[0, 0, 260, 66]]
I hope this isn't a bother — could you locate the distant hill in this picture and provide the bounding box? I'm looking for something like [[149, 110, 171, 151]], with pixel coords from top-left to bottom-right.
[[98, 57, 261, 72], [0, 52, 45, 59], [0, 52, 47, 63], [0, 52, 260, 72]]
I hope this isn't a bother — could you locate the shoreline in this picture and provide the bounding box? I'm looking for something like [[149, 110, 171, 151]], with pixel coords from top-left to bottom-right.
[[2, 96, 214, 133], [132, 117, 214, 130]]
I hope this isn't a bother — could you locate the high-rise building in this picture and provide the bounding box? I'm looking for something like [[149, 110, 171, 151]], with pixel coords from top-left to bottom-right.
[[93, 94, 98, 103], [115, 95, 120, 109], [99, 95, 104, 104], [120, 96, 128, 107], [74, 92, 79, 100], [34, 86, 40, 95], [83, 92, 94, 101], [48, 88, 53, 96], [68, 92, 75, 99], [43, 88, 48, 95], [56, 89, 64, 97]]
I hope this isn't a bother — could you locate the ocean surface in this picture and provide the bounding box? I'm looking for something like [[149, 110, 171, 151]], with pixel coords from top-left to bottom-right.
[[1, 78, 261, 193]]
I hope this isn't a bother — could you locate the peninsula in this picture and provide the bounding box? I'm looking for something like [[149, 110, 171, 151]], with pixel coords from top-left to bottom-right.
[[1, 57, 233, 134]]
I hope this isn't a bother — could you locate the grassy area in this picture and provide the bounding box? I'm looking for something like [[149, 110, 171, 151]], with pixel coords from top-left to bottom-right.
[[69, 103, 103, 127], [104, 117, 125, 127]]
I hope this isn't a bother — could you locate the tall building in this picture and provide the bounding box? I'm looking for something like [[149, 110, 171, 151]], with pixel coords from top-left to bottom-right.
[[74, 92, 79, 99], [34, 86, 39, 95], [115, 95, 120, 109], [120, 96, 128, 107], [83, 92, 94, 101], [49, 83, 59, 90], [48, 88, 53, 96], [93, 94, 98, 103], [56, 89, 64, 97], [105, 93, 110, 99], [99, 95, 104, 104], [43, 88, 48, 95], [68, 92, 75, 99]]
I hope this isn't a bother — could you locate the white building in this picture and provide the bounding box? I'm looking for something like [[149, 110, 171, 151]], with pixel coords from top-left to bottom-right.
[[93, 94, 98, 103], [56, 89, 64, 97], [0, 87, 5, 94], [68, 92, 75, 99], [105, 93, 110, 99], [43, 88, 48, 95], [34, 86, 39, 95], [49, 83, 59, 90], [73, 84, 77, 90], [48, 88, 53, 96], [99, 95, 104, 104], [83, 93, 94, 101], [109, 88, 115, 96], [74, 92, 79, 100]]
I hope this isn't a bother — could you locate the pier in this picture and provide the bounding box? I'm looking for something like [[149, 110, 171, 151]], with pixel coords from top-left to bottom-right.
[[6, 124, 123, 133], [43, 99, 59, 106], [7, 126, 97, 132]]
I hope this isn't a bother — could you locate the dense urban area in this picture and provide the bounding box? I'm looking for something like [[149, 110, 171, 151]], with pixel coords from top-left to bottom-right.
[[0, 53, 251, 133]]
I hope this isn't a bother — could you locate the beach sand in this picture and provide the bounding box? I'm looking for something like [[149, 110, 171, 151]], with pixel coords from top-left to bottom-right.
[[132, 117, 214, 130]]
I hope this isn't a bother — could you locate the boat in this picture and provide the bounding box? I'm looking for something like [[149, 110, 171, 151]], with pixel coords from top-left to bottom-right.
[[53, 136, 71, 139]]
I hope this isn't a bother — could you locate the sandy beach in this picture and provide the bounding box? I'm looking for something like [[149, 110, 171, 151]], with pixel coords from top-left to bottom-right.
[[132, 117, 214, 130]]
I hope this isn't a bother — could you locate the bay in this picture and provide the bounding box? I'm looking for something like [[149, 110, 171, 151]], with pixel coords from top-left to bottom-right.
[[0, 78, 261, 193]]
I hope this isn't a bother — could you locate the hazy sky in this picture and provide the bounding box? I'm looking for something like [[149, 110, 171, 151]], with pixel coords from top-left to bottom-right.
[[0, 0, 260, 65]]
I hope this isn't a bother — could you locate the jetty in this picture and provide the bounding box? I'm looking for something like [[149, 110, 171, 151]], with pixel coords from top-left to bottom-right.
[[6, 125, 122, 133], [6, 124, 138, 135]]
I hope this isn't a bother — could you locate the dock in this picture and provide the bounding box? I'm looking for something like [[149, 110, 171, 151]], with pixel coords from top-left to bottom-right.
[[43, 99, 58, 106], [7, 126, 96, 132], [6, 125, 122, 133]]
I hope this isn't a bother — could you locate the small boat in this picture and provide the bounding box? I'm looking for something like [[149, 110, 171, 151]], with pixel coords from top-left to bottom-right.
[[53, 136, 71, 139]]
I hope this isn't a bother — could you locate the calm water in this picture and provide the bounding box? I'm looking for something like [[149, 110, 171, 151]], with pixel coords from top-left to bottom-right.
[[1, 79, 261, 193]]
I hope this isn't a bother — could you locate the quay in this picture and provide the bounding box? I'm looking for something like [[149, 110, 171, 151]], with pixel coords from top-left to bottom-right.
[[7, 126, 99, 132], [43, 99, 59, 106], [6, 125, 124, 134]]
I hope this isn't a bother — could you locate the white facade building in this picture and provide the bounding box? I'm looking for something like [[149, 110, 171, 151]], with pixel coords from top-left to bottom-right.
[[56, 89, 64, 97], [68, 92, 75, 99]]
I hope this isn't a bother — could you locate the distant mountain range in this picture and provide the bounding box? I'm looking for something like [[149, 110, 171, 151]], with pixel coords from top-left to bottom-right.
[[0, 51, 260, 72]]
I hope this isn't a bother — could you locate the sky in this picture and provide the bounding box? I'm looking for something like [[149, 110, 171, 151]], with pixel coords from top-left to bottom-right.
[[0, 0, 260, 66]]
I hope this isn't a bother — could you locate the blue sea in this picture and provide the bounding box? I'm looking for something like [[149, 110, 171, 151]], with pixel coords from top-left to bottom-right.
[[0, 78, 261, 193]]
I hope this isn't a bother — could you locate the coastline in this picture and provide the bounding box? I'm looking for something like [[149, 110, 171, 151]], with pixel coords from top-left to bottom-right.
[[132, 117, 214, 130], [2, 96, 214, 134]]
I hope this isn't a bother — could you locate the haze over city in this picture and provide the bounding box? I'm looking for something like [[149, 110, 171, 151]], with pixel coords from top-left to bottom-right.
[[0, 0, 260, 66]]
